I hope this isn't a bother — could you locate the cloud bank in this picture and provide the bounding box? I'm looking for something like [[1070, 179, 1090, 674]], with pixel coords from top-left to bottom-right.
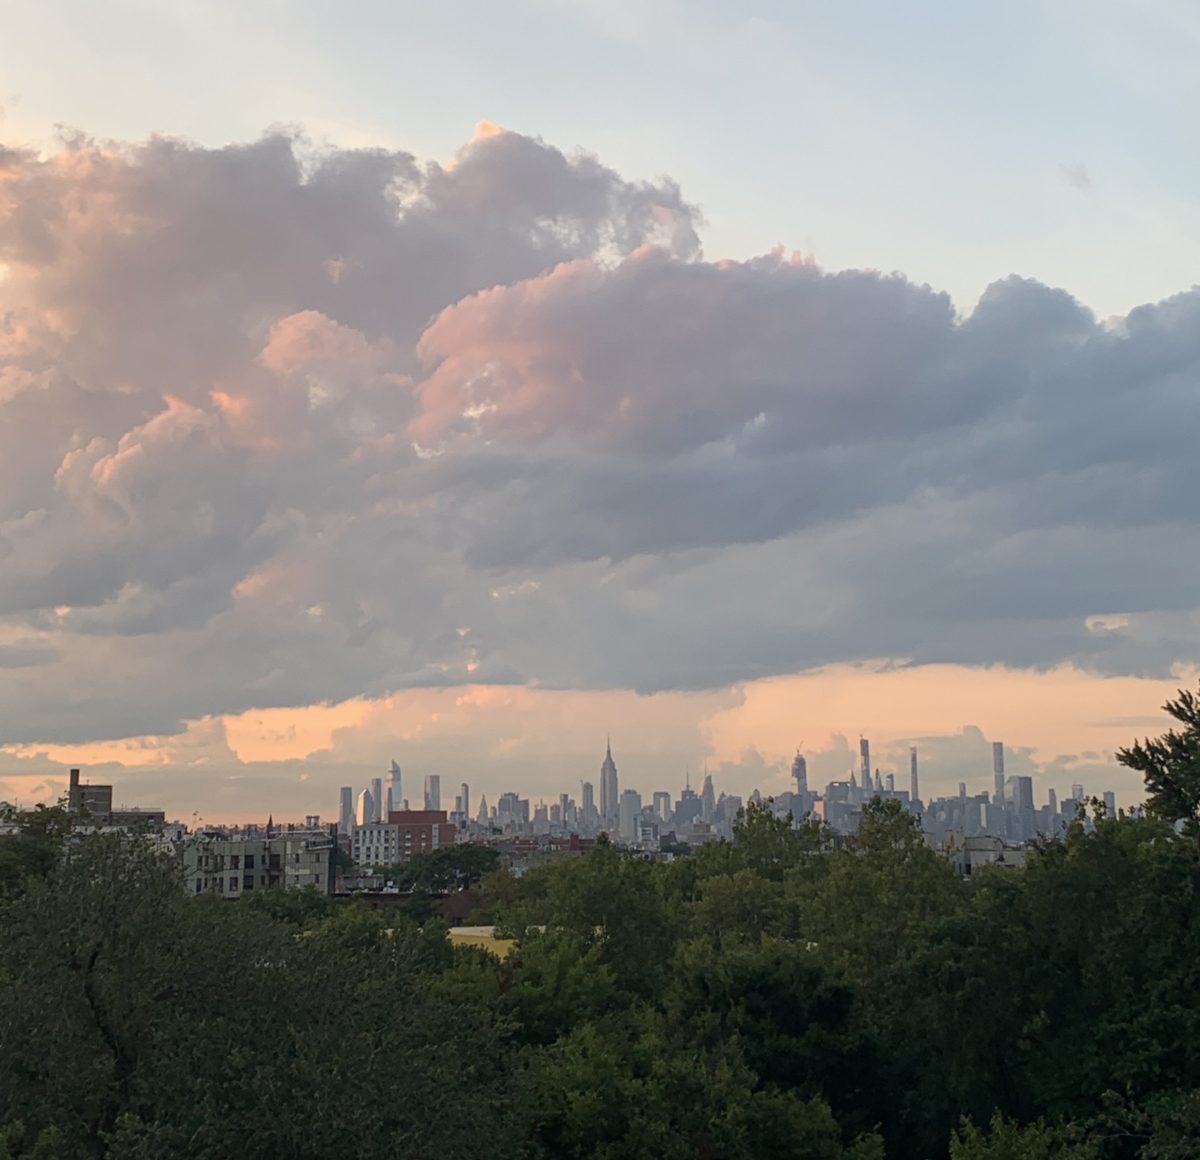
[[0, 125, 1196, 747]]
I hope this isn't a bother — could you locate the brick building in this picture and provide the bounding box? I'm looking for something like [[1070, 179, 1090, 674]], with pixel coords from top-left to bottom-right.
[[67, 768, 166, 828], [351, 809, 456, 867]]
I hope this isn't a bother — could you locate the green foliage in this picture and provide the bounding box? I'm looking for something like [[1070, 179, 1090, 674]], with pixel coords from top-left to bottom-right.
[[0, 803, 74, 898], [1118, 685, 1200, 836], [498, 841, 673, 998], [730, 801, 832, 881], [664, 937, 873, 1132], [502, 928, 619, 1046], [509, 1012, 881, 1160], [950, 1114, 1098, 1159], [7, 703, 1200, 1159], [1137, 1089, 1200, 1159], [240, 882, 336, 925], [381, 843, 500, 892], [0, 830, 508, 1159]]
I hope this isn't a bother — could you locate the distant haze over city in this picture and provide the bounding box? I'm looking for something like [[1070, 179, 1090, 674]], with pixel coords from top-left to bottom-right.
[[1, 3, 1197, 819]]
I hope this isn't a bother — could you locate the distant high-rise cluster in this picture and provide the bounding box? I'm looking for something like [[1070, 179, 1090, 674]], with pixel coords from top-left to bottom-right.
[[327, 736, 1124, 868], [429, 737, 1125, 853], [337, 760, 458, 869], [42, 726, 1130, 898]]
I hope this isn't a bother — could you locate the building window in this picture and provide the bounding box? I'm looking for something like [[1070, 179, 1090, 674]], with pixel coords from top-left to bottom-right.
[[243, 876, 254, 890], [230, 855, 240, 869], [244, 855, 255, 869]]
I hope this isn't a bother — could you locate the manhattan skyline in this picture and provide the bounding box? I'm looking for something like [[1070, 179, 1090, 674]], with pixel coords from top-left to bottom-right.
[[1, 4, 1197, 820]]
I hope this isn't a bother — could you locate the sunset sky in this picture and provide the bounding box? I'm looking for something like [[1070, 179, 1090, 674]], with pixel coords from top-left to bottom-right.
[[1, 1, 1198, 819]]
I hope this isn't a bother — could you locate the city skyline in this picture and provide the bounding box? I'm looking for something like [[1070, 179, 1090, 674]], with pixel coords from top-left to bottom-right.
[[1, 662, 1183, 820], [1, 7, 1197, 821], [3, 10, 1198, 1157], [338, 732, 1124, 830], [17, 715, 1146, 828]]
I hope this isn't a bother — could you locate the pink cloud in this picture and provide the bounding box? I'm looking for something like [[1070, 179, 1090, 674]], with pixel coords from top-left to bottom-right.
[[259, 310, 378, 376]]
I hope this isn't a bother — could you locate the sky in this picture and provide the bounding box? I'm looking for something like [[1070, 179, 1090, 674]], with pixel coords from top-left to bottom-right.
[[0, 1, 1197, 819]]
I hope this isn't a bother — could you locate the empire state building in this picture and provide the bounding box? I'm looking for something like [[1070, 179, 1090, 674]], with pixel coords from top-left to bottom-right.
[[599, 739, 619, 828]]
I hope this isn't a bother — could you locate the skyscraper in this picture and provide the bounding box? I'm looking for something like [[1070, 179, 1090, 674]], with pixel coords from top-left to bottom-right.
[[859, 737, 871, 788], [1007, 774, 1034, 812], [1103, 790, 1116, 817], [675, 777, 701, 826], [581, 780, 596, 826], [599, 739, 619, 828], [338, 786, 354, 834], [992, 741, 1005, 804], [424, 774, 441, 811], [356, 787, 374, 827], [618, 788, 642, 843], [388, 761, 402, 814], [792, 750, 808, 797], [370, 777, 384, 823], [652, 791, 672, 823], [909, 746, 919, 805], [459, 782, 470, 823], [700, 771, 716, 821], [476, 794, 490, 825]]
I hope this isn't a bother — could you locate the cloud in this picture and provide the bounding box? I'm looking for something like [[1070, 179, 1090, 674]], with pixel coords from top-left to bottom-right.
[[0, 123, 1196, 748], [3, 662, 1178, 818], [1062, 160, 1092, 190]]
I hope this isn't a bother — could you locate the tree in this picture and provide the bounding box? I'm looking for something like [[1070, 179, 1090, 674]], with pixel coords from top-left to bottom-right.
[[0, 804, 73, 898], [500, 928, 618, 1046], [1137, 1089, 1200, 1159], [949, 1114, 1098, 1159], [509, 1011, 881, 1160], [241, 883, 336, 926], [0, 832, 513, 1159], [793, 799, 962, 986], [664, 937, 875, 1139], [386, 845, 500, 893], [730, 802, 831, 882], [1117, 685, 1200, 836], [498, 841, 674, 999]]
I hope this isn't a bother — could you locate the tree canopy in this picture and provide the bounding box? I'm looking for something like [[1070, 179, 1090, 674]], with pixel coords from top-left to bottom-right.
[[4, 687, 1200, 1157]]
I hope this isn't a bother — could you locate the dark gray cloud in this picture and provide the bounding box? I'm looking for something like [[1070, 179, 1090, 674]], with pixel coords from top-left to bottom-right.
[[0, 126, 1195, 743]]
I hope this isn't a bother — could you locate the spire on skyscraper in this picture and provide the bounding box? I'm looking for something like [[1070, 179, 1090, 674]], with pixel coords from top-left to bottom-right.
[[600, 739, 619, 827]]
